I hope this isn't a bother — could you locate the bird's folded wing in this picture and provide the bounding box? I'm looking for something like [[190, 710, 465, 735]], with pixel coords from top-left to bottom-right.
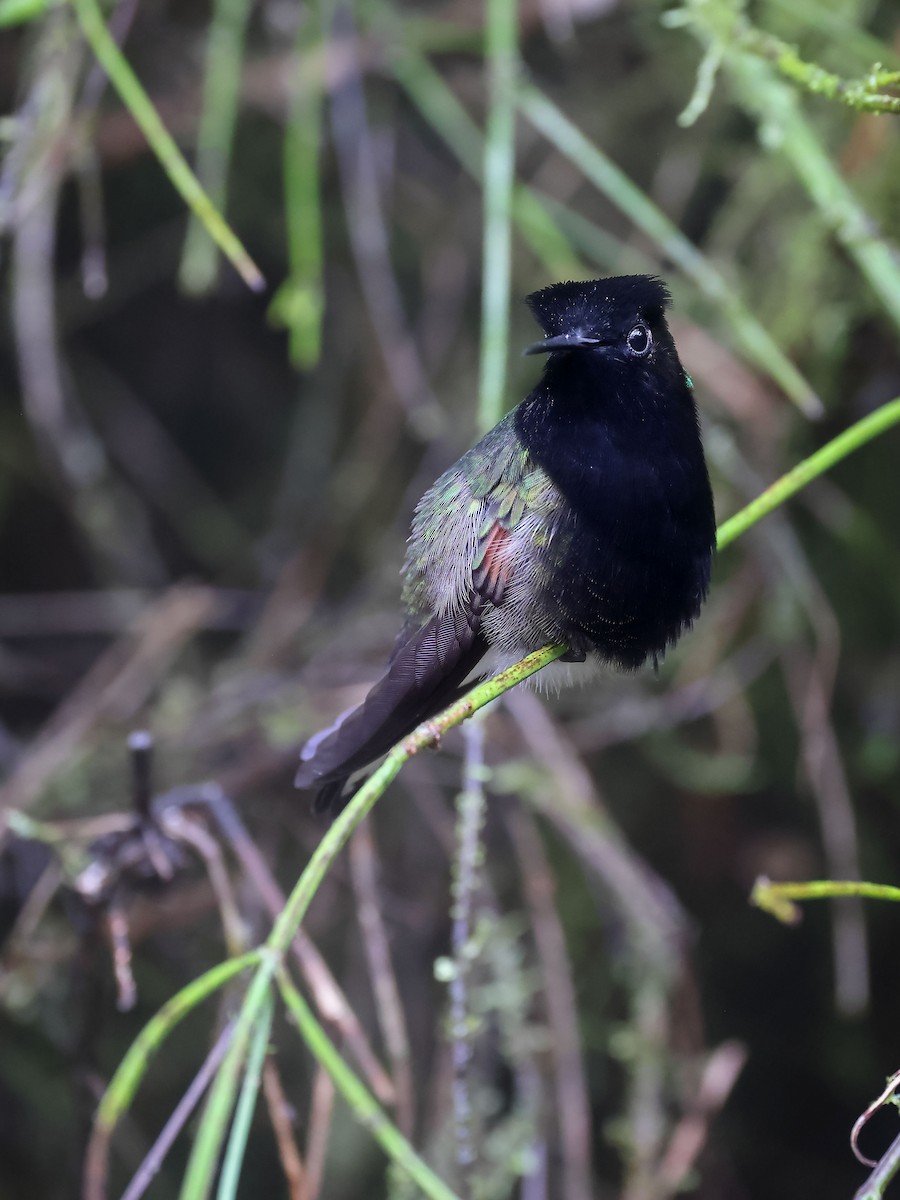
[[294, 600, 489, 801]]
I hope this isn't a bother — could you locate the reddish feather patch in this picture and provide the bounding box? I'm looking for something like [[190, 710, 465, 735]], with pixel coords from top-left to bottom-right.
[[473, 524, 513, 606]]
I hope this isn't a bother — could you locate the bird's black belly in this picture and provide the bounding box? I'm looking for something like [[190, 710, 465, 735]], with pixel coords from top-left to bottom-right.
[[514, 384, 715, 671], [547, 506, 710, 669]]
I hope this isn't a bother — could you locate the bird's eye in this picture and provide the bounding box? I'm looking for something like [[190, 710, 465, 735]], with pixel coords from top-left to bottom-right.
[[625, 323, 652, 357]]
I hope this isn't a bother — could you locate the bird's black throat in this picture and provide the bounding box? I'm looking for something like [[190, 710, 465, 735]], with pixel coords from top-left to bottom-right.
[[513, 346, 715, 670]]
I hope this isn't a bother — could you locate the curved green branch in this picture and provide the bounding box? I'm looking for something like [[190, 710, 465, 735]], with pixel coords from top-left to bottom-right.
[[717, 396, 900, 550]]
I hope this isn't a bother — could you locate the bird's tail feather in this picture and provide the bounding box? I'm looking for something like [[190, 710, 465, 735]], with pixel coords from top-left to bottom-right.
[[296, 605, 488, 811]]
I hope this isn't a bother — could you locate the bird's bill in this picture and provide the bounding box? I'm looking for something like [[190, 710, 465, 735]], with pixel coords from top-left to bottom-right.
[[524, 332, 604, 355]]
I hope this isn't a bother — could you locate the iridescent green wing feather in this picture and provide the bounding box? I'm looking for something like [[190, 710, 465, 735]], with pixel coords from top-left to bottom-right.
[[296, 412, 543, 804], [402, 410, 548, 621]]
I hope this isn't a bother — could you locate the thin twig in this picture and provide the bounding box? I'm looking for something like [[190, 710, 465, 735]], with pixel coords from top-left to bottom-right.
[[106, 899, 137, 1011], [0, 586, 217, 822], [449, 718, 487, 1197], [854, 1126, 900, 1200], [262, 1059, 309, 1200], [304, 1066, 336, 1200], [781, 646, 869, 1015], [349, 818, 416, 1136], [194, 785, 396, 1104], [159, 807, 247, 959], [717, 397, 900, 549], [478, 0, 518, 433], [507, 807, 593, 1200], [70, 0, 264, 290], [118, 1018, 236, 1200], [657, 1040, 747, 1192], [328, 5, 443, 437]]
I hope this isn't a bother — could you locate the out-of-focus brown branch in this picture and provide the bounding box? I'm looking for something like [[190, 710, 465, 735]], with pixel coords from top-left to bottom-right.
[[507, 806, 593, 1200], [262, 1059, 309, 1200], [503, 689, 692, 1197], [349, 817, 416, 1136], [504, 689, 689, 964], [657, 1040, 747, 1192], [198, 787, 396, 1106], [0, 585, 217, 822], [10, 15, 168, 588], [782, 644, 869, 1016], [304, 1066, 336, 1200], [328, 6, 444, 438]]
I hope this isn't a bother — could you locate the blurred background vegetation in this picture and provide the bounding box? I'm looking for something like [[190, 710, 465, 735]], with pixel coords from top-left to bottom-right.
[[0, 0, 900, 1197]]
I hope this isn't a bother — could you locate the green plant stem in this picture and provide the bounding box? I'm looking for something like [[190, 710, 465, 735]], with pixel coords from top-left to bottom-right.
[[395, 48, 820, 416], [69, 0, 264, 292], [96, 389, 900, 1191], [672, 4, 900, 117], [178, 643, 566, 1200], [216, 993, 273, 1200], [0, 0, 48, 27], [179, 0, 254, 293], [179, 964, 271, 1200], [84, 952, 261, 1200], [768, 0, 900, 67], [716, 396, 900, 550], [389, 46, 579, 279], [517, 83, 821, 417], [478, 0, 518, 433], [740, 26, 900, 113], [268, 10, 325, 368], [726, 54, 900, 333], [752, 877, 900, 925], [449, 719, 488, 1189], [95, 952, 261, 1131], [278, 971, 460, 1200]]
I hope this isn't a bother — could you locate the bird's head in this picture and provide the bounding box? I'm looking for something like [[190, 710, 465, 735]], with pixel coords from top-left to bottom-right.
[[524, 275, 674, 368]]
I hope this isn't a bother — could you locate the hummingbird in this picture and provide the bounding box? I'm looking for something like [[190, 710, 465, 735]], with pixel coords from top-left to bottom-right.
[[296, 275, 716, 810]]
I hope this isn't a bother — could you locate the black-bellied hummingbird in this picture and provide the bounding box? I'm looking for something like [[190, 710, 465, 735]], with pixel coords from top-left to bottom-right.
[[296, 276, 716, 810]]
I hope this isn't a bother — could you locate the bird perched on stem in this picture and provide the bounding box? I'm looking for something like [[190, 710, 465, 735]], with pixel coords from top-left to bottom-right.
[[296, 276, 716, 811]]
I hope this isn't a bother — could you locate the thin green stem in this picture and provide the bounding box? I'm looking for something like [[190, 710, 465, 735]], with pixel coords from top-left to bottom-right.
[[390, 47, 579, 279], [449, 718, 488, 1191], [216, 993, 273, 1200], [84, 953, 261, 1200], [179, 956, 277, 1200], [174, 643, 565, 1198], [94, 951, 261, 1131], [278, 971, 460, 1200], [752, 877, 900, 926], [716, 396, 900, 550], [268, 9, 326, 368], [95, 390, 900, 1191], [0, 0, 48, 26], [179, 0, 254, 293], [726, 55, 900, 333], [69, 0, 264, 292], [740, 26, 900, 114], [478, 0, 518, 433], [275, 643, 566, 945]]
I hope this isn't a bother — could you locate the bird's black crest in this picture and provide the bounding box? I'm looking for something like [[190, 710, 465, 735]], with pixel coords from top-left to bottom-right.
[[526, 275, 671, 338]]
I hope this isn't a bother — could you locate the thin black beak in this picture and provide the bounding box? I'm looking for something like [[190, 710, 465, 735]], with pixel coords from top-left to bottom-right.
[[524, 332, 604, 356]]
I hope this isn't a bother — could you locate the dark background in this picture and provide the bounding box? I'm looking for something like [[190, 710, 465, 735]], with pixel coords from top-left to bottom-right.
[[1, 1, 900, 1198]]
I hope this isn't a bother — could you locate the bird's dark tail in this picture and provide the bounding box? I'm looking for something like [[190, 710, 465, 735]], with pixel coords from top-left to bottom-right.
[[296, 605, 489, 812]]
